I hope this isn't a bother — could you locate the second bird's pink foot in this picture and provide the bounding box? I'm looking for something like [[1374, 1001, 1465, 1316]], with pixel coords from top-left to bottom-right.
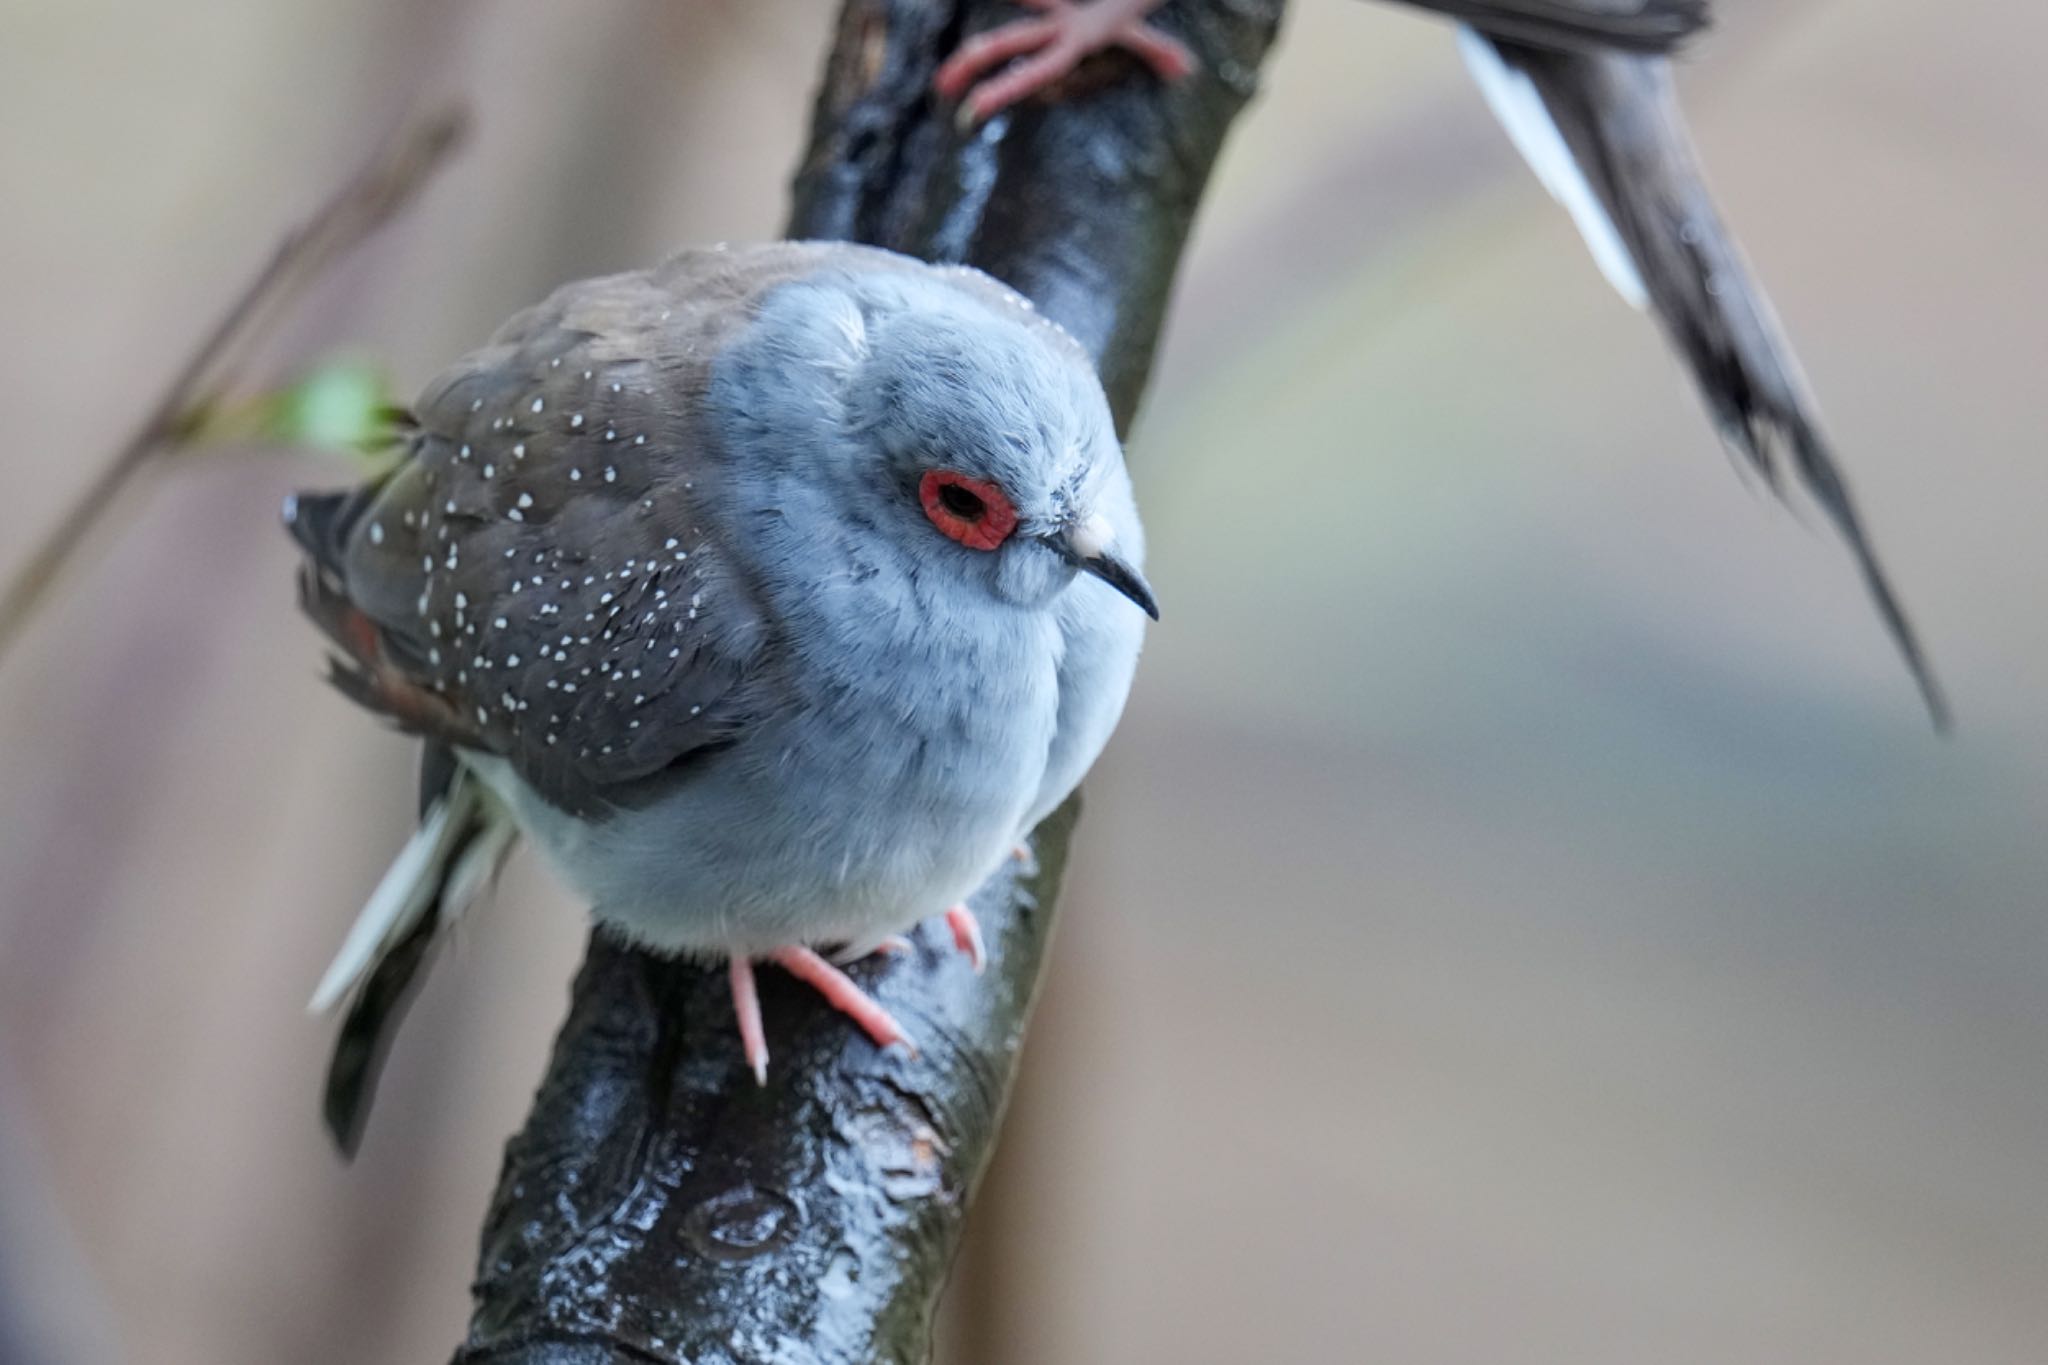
[[934, 0, 1196, 125]]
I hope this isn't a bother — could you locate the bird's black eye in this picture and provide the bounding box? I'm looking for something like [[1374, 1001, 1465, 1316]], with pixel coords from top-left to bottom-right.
[[937, 482, 986, 520]]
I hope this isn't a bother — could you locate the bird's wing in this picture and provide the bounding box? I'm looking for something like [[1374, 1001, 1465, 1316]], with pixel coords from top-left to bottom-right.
[[1390, 0, 1708, 54], [291, 245, 897, 813], [1460, 38, 1947, 725]]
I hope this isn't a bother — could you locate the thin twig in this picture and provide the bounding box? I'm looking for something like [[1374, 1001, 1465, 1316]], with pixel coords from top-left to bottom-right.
[[0, 104, 468, 668]]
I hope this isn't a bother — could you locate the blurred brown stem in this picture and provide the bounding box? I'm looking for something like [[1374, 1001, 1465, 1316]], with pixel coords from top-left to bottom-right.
[[0, 105, 466, 669], [450, 3, 1283, 1362]]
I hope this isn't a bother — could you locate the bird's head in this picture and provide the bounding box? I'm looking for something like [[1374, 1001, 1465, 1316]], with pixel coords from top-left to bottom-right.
[[716, 264, 1155, 621]]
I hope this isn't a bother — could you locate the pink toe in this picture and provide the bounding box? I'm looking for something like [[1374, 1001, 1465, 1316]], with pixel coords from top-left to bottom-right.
[[729, 955, 769, 1085], [945, 904, 988, 974], [771, 945, 917, 1057]]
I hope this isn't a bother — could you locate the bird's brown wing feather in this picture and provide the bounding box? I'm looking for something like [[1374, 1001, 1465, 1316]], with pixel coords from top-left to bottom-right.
[[295, 245, 889, 812], [1391, 0, 1708, 53]]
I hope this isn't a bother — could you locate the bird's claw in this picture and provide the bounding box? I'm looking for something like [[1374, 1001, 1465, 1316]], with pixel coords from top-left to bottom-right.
[[945, 903, 988, 974], [934, 0, 1196, 127]]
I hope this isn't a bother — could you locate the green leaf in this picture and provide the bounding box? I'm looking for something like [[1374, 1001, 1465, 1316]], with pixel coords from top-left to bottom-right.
[[170, 355, 404, 465], [269, 357, 402, 455]]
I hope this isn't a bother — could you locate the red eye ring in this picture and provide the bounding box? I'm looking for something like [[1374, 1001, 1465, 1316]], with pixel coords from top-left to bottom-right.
[[919, 469, 1017, 551]]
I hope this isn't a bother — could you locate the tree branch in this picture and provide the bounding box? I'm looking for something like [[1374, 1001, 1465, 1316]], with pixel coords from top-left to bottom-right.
[[453, 4, 1283, 1361]]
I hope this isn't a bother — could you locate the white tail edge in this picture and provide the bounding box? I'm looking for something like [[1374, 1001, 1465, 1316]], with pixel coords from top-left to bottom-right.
[[1457, 26, 1651, 311], [307, 779, 478, 1014]]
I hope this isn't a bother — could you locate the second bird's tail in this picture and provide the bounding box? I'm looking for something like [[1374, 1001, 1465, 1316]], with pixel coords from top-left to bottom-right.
[[1458, 30, 1949, 727]]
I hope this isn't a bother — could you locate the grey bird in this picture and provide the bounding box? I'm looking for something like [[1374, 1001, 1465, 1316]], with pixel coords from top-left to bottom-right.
[[286, 241, 1154, 1154], [937, 0, 1945, 726]]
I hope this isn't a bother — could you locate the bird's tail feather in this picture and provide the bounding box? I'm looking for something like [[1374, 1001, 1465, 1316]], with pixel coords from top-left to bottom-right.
[[1466, 36, 1949, 727], [311, 766, 518, 1156], [1458, 28, 1649, 308]]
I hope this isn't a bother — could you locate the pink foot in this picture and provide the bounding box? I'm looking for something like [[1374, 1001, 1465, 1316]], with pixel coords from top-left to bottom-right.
[[933, 0, 1197, 126], [728, 946, 918, 1082], [945, 904, 988, 974]]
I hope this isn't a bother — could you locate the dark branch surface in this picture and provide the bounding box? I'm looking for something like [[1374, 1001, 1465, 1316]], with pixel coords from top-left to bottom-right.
[[453, 4, 1283, 1362]]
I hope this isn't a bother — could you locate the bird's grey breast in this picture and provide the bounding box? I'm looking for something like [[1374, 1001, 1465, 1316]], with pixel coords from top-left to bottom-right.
[[562, 510, 1066, 951]]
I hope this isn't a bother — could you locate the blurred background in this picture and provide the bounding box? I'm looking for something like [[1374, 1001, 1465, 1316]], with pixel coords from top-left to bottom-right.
[[3, 0, 2045, 1360]]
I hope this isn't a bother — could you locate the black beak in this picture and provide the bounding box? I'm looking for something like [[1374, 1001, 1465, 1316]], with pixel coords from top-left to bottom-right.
[[1045, 531, 1159, 620], [1082, 549, 1160, 620]]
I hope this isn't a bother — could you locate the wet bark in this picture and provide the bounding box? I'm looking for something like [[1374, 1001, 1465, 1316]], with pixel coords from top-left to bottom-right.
[[453, 3, 1285, 1361]]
